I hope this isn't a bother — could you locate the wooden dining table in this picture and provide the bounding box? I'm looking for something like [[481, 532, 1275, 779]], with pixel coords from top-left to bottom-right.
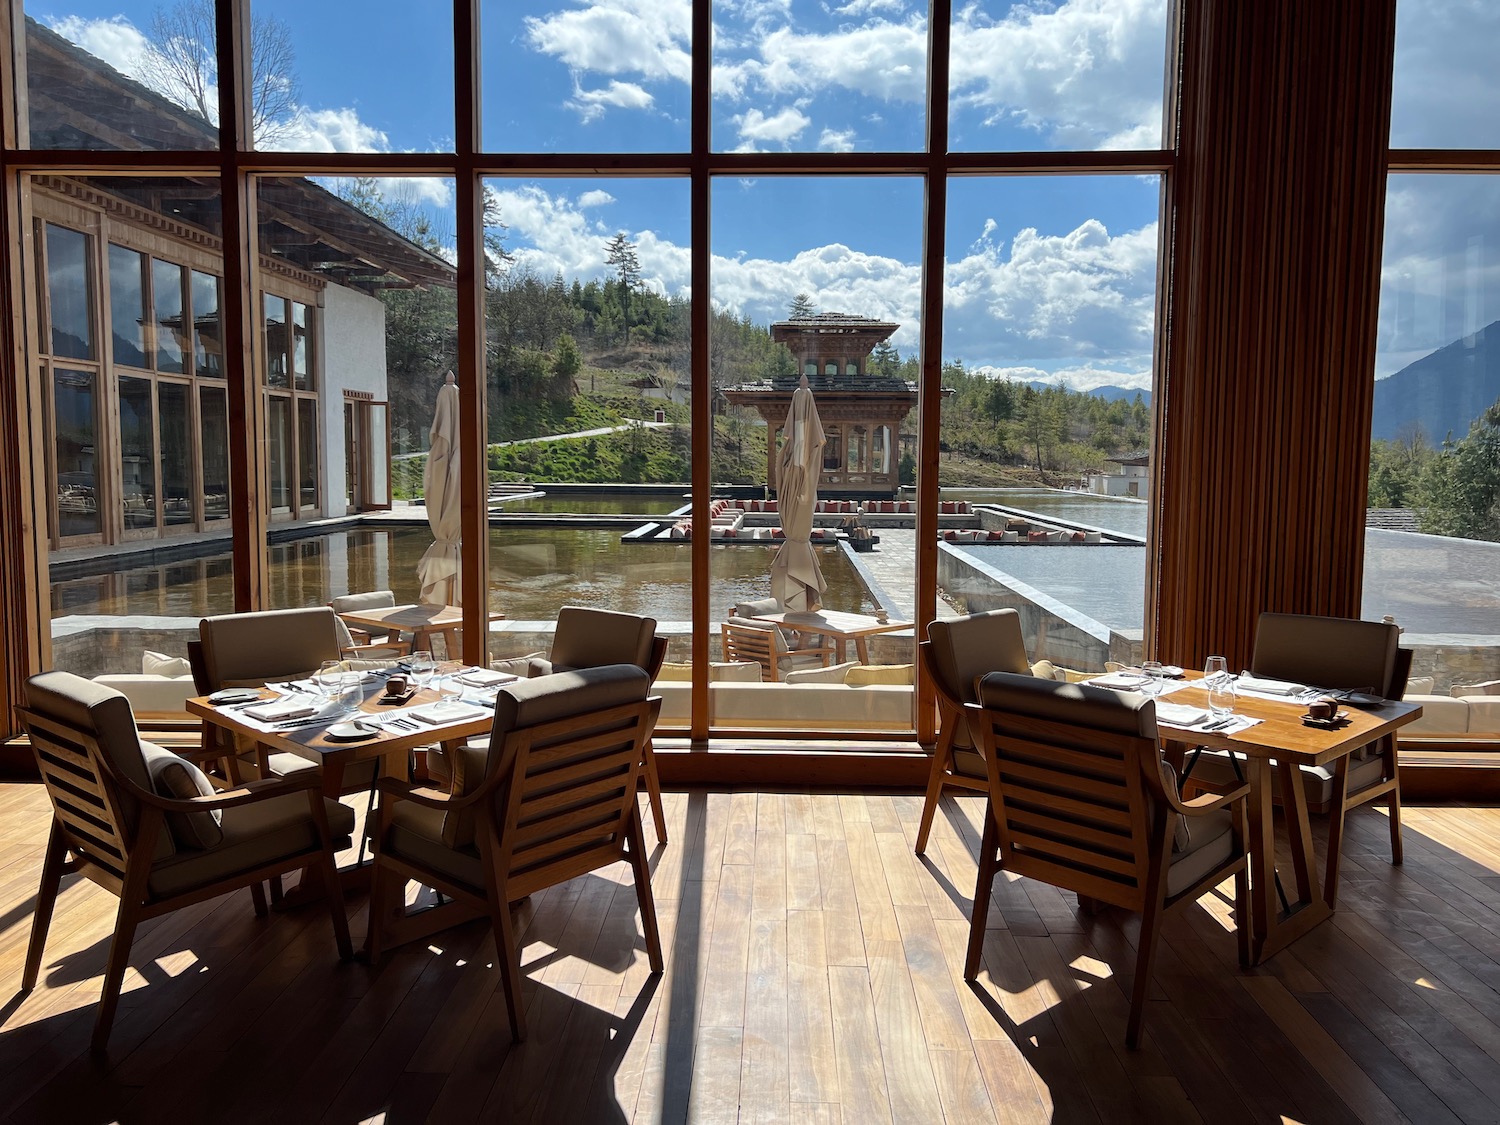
[[334, 603, 506, 660], [188, 681, 495, 899], [750, 608, 911, 664], [1152, 675, 1423, 964]]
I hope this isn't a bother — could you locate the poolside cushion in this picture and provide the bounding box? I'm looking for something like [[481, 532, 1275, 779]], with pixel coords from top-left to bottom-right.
[[142, 650, 192, 677], [844, 664, 915, 686], [784, 661, 861, 684]]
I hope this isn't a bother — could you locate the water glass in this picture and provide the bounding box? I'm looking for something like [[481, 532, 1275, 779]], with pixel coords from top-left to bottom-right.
[[1140, 660, 1164, 698], [315, 659, 345, 703], [1203, 655, 1228, 686], [409, 649, 436, 693], [1208, 675, 1236, 720]]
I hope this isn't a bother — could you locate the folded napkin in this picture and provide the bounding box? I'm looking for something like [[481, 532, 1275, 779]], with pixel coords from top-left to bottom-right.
[[1154, 701, 1210, 728], [1088, 671, 1150, 691], [242, 695, 318, 722], [455, 668, 517, 689], [406, 701, 492, 726], [1237, 675, 1306, 696]]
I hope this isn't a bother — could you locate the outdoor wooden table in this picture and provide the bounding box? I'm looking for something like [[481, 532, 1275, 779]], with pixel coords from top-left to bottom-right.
[[335, 602, 503, 659], [750, 608, 912, 664], [1152, 675, 1422, 964], [187, 683, 494, 900]]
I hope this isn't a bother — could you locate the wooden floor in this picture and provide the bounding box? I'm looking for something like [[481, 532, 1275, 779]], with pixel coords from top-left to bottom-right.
[[4, 783, 1500, 1124]]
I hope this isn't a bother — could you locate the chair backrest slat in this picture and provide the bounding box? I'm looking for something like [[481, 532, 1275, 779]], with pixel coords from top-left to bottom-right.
[[22, 708, 132, 884]]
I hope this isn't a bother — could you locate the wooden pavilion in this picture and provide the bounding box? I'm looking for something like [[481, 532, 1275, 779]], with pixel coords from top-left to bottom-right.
[[724, 313, 920, 497]]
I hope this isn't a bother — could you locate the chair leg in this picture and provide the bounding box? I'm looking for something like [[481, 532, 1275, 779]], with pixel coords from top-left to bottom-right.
[[1324, 757, 1352, 910], [249, 880, 268, 918], [1234, 866, 1251, 969], [964, 810, 1000, 979], [1126, 898, 1165, 1050], [628, 813, 665, 972], [1387, 745, 1404, 867], [22, 822, 68, 993], [914, 744, 953, 855], [92, 900, 141, 1055], [640, 740, 669, 845], [492, 899, 528, 1041]]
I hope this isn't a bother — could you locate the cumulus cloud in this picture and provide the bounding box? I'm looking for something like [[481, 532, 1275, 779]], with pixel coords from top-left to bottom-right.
[[524, 0, 692, 84], [577, 189, 617, 209], [819, 128, 858, 152], [732, 106, 812, 149], [567, 79, 656, 122], [47, 15, 154, 80]]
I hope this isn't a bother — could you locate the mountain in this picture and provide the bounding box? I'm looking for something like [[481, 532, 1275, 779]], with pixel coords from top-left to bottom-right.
[[1372, 321, 1500, 442], [1024, 380, 1151, 405]]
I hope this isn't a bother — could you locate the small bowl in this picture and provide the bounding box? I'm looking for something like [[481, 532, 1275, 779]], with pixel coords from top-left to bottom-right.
[[383, 675, 409, 698]]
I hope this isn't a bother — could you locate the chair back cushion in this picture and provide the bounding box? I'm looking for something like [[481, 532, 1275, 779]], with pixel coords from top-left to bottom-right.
[[199, 607, 342, 687], [928, 610, 1030, 749], [142, 740, 223, 849], [328, 591, 397, 650], [24, 670, 171, 860], [1252, 613, 1400, 698], [734, 598, 783, 617], [549, 606, 657, 672], [441, 665, 652, 849]]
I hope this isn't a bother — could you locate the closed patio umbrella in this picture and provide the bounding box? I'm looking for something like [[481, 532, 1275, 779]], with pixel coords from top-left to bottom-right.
[[770, 375, 827, 613], [416, 372, 461, 606]]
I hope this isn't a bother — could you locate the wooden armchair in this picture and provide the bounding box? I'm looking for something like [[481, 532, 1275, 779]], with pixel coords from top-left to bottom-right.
[[721, 617, 836, 681], [364, 665, 664, 1040], [914, 610, 1032, 854], [965, 672, 1250, 1048], [16, 671, 354, 1054], [329, 590, 412, 658]]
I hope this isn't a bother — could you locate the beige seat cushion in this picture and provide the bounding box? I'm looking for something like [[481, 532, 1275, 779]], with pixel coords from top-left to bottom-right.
[[784, 661, 861, 684], [387, 800, 483, 893], [1165, 808, 1236, 897], [656, 661, 763, 683], [1186, 749, 1387, 808], [147, 792, 354, 899], [845, 664, 915, 686]]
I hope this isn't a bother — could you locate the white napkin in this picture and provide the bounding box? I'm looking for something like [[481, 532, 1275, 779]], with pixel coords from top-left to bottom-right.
[[406, 701, 492, 725], [455, 668, 516, 689], [1088, 671, 1150, 690], [1237, 675, 1306, 696], [1154, 701, 1210, 728], [242, 695, 317, 722]]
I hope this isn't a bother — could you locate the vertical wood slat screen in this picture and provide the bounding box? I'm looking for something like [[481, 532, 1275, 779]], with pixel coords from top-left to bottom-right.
[[1151, 0, 1397, 674]]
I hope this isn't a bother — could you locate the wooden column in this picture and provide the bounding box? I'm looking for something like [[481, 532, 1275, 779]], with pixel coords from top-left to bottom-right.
[[1150, 0, 1397, 673]]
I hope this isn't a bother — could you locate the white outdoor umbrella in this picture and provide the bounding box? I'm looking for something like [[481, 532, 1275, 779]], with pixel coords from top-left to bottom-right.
[[770, 375, 828, 613], [416, 372, 462, 606]]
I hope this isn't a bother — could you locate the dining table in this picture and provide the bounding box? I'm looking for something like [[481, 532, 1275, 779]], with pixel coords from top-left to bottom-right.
[[750, 608, 912, 664], [334, 602, 505, 660], [1108, 670, 1424, 964], [187, 670, 502, 901]]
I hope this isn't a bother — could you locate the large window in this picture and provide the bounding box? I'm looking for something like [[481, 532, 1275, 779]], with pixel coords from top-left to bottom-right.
[[1370, 2, 1500, 695]]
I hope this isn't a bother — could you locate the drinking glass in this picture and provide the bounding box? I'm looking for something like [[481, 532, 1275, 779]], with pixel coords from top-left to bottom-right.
[[434, 676, 464, 715], [1204, 655, 1228, 686], [1140, 660, 1164, 698], [409, 649, 436, 694], [315, 659, 344, 704], [334, 670, 363, 714], [1208, 675, 1236, 720]]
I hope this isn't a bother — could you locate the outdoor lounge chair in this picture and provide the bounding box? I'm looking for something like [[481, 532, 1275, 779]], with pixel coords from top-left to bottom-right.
[[721, 617, 836, 681], [328, 590, 412, 658]]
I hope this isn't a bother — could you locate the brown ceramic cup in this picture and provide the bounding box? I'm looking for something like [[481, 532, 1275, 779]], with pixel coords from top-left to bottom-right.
[[383, 674, 409, 697], [1307, 697, 1338, 721]]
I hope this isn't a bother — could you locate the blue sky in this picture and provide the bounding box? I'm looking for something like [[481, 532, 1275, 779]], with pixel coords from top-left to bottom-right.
[[27, 0, 1500, 391]]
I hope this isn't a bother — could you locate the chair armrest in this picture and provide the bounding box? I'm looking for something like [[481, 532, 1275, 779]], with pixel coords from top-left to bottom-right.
[[130, 771, 321, 813], [375, 775, 498, 811], [1166, 782, 1250, 817]]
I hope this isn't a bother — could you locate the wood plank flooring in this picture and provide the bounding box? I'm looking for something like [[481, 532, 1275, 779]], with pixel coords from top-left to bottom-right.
[[4, 780, 1500, 1122]]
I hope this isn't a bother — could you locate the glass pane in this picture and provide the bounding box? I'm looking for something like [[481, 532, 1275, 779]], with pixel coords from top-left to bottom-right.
[[250, 0, 454, 151], [1369, 173, 1500, 692], [45, 224, 93, 361], [153, 258, 186, 373], [54, 369, 101, 538], [264, 294, 288, 388], [267, 396, 292, 513], [119, 375, 156, 531], [483, 175, 689, 676], [1392, 1, 1500, 148], [482, 0, 689, 153], [159, 382, 193, 527], [298, 398, 318, 511], [191, 270, 223, 377], [941, 175, 1159, 672], [200, 385, 230, 522], [950, 0, 1170, 152], [22, 3, 219, 150], [712, 177, 914, 733], [711, 1, 927, 153], [292, 300, 310, 389], [367, 403, 390, 507], [108, 244, 147, 368]]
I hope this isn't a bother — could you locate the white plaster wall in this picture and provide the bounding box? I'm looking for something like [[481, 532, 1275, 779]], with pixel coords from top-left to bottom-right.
[[319, 284, 387, 516]]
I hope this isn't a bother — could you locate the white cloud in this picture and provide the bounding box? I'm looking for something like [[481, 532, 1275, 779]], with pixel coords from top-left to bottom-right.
[[972, 363, 1151, 393], [834, 0, 909, 16], [577, 190, 617, 209], [733, 106, 812, 149], [744, 19, 928, 104], [525, 0, 692, 84], [263, 107, 389, 153], [819, 127, 858, 152], [47, 16, 155, 80], [567, 79, 656, 122]]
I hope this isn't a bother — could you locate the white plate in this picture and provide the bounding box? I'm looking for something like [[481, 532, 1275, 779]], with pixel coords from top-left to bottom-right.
[[324, 720, 380, 741]]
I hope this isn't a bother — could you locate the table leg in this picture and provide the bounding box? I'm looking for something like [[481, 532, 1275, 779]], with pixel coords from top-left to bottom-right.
[[1248, 754, 1335, 964], [854, 637, 870, 664], [1246, 757, 1278, 964]]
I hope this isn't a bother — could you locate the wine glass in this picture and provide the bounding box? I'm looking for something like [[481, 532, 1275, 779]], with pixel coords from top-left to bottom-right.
[[315, 659, 344, 705], [1208, 674, 1237, 721], [1204, 655, 1228, 686], [409, 649, 436, 695], [1140, 659, 1165, 698]]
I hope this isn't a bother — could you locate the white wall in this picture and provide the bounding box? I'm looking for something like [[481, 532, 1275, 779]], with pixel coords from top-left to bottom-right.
[[319, 284, 387, 516]]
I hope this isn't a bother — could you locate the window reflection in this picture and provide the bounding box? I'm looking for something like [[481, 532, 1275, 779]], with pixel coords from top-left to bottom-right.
[[159, 382, 193, 528], [45, 225, 92, 361], [200, 386, 229, 522], [152, 259, 185, 373], [108, 245, 147, 368], [53, 369, 100, 537], [119, 376, 155, 530]]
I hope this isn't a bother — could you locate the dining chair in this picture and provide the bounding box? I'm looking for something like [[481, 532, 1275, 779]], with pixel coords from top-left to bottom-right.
[[964, 672, 1251, 1048], [16, 671, 354, 1054], [721, 617, 836, 681], [328, 590, 412, 658], [913, 609, 1032, 855], [1183, 612, 1405, 898], [364, 664, 663, 1040]]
